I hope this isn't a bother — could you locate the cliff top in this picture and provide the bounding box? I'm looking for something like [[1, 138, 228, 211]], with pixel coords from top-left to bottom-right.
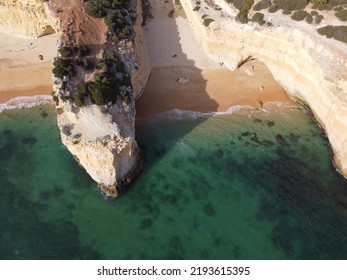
[[188, 0, 347, 55]]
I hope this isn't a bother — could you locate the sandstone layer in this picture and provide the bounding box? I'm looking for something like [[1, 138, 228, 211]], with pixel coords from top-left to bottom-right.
[[0, 0, 58, 37], [181, 0, 347, 178]]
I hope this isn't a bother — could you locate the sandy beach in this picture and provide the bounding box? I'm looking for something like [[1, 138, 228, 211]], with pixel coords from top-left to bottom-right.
[[0, 32, 57, 103], [136, 0, 295, 118], [0, 0, 295, 116]]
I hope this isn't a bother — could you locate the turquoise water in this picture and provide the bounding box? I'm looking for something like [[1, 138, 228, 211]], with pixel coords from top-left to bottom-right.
[[0, 105, 346, 259]]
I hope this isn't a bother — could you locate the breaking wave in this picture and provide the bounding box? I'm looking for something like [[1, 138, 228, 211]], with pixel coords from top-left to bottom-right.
[[0, 95, 53, 113]]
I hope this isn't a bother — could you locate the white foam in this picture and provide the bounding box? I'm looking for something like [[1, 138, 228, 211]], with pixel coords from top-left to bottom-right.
[[144, 105, 254, 121], [0, 95, 53, 113], [262, 101, 302, 109]]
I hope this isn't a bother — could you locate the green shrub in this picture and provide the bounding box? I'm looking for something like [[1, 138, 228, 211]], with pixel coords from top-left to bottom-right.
[[332, 25, 347, 43], [273, 0, 308, 12], [119, 90, 130, 104], [306, 14, 313, 23], [52, 95, 59, 106], [236, 0, 254, 23], [291, 10, 308, 21], [268, 5, 279, 13], [97, 0, 112, 8], [193, 5, 200, 11], [334, 6, 344, 12], [317, 25, 347, 43], [203, 18, 214, 27], [311, 11, 319, 16], [82, 58, 94, 70], [84, 1, 107, 18], [121, 73, 132, 87], [52, 58, 75, 78], [58, 46, 73, 57], [87, 78, 118, 105], [315, 14, 324, 23], [336, 10, 347, 21], [74, 44, 91, 57], [252, 12, 266, 25], [111, 0, 131, 11], [253, 0, 271, 11], [310, 0, 328, 4], [71, 94, 85, 107], [317, 25, 334, 38], [314, 3, 334, 10], [74, 83, 88, 96]]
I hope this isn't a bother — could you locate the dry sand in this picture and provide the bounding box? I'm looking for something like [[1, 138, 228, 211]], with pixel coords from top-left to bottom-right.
[[136, 0, 295, 118], [0, 32, 58, 103], [0, 0, 295, 118]]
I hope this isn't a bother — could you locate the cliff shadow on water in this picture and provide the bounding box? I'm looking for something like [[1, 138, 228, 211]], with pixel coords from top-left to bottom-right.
[[1, 0, 347, 261], [134, 0, 218, 161], [128, 1, 347, 260]]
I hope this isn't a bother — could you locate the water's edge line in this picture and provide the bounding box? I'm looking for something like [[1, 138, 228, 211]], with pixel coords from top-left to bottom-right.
[[0, 95, 53, 113], [136, 102, 303, 121], [0, 97, 302, 120]]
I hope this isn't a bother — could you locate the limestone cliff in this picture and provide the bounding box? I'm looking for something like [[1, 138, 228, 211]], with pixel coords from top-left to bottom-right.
[[52, 0, 149, 197], [0, 0, 58, 37], [181, 0, 347, 178]]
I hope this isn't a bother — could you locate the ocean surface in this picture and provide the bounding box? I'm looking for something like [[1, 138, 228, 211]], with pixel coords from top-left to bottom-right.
[[0, 104, 346, 259]]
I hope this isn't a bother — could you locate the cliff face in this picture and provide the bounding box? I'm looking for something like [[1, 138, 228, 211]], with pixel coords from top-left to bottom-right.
[[52, 0, 149, 197], [0, 0, 58, 37], [181, 0, 347, 178]]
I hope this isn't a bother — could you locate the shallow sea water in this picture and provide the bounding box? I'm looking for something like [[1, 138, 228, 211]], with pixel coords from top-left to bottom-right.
[[0, 105, 346, 259]]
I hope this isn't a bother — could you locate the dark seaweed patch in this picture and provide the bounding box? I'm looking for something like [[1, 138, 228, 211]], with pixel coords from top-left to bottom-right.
[[250, 133, 261, 144], [203, 203, 216, 216], [289, 133, 300, 143], [213, 236, 223, 247], [266, 120, 275, 127], [40, 110, 48, 119], [3, 129, 11, 136], [275, 134, 288, 147], [155, 173, 165, 180], [0, 181, 102, 259], [22, 136, 37, 146], [140, 218, 152, 229], [241, 132, 250, 137]]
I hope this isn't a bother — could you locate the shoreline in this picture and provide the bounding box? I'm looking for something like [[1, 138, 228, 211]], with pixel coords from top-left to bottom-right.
[[0, 95, 54, 113], [0, 32, 57, 104], [1, 4, 296, 118]]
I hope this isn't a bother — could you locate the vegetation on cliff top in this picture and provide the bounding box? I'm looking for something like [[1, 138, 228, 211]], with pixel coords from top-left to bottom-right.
[[54, 0, 135, 107], [220, 0, 347, 44]]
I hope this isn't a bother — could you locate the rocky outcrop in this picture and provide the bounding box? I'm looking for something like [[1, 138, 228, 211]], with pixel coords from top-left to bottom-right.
[[181, 0, 347, 178], [53, 0, 149, 197], [0, 0, 58, 37]]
